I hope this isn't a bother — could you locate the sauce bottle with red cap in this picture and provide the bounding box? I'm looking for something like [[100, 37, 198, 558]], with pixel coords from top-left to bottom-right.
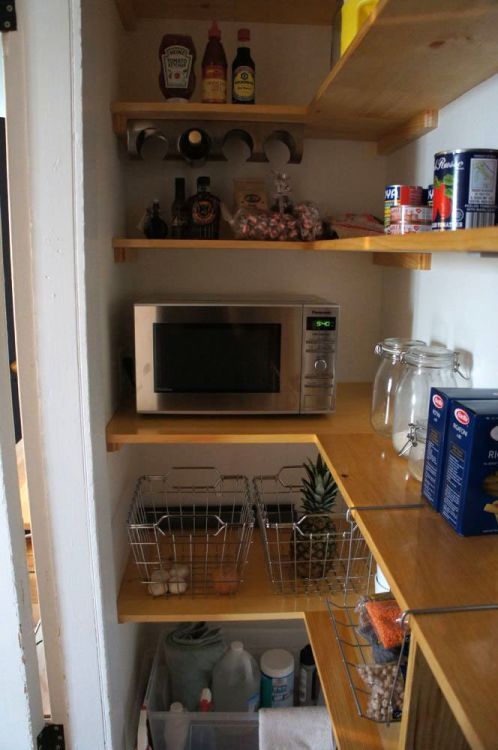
[[232, 29, 255, 104], [202, 21, 227, 104]]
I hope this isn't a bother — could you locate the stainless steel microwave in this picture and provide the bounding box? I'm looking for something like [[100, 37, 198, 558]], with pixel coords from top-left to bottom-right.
[[134, 298, 339, 414]]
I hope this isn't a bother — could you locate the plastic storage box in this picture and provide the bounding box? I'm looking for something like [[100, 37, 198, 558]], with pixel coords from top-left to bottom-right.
[[145, 624, 309, 750]]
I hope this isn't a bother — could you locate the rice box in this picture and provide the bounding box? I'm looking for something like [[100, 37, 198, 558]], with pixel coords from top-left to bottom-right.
[[422, 387, 498, 510], [439, 399, 498, 536]]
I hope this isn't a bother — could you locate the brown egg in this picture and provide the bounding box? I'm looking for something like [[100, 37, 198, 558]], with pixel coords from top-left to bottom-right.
[[211, 564, 239, 595]]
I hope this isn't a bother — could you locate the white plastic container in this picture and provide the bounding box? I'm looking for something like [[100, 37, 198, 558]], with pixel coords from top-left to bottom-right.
[[260, 649, 294, 708], [212, 641, 260, 712], [167, 702, 189, 750]]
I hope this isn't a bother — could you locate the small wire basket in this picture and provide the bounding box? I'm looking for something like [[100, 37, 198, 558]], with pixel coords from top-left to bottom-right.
[[254, 466, 373, 595], [127, 468, 254, 596], [327, 598, 409, 724]]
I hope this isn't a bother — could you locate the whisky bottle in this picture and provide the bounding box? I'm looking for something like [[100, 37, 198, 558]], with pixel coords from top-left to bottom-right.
[[188, 176, 220, 240]]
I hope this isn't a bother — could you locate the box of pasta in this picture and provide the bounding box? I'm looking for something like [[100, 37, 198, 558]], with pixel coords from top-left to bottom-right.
[[422, 387, 498, 510], [440, 399, 498, 536]]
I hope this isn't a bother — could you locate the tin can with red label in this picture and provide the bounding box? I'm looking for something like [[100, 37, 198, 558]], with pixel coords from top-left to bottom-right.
[[384, 185, 424, 231], [433, 149, 498, 231]]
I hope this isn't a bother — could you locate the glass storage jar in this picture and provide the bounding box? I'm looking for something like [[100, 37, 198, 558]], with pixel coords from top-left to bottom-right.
[[371, 338, 425, 437], [392, 345, 463, 456]]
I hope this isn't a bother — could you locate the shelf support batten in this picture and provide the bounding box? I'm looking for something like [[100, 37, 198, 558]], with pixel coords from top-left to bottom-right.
[[377, 110, 439, 155]]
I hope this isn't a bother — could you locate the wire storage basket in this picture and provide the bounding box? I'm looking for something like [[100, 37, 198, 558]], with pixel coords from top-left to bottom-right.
[[326, 597, 409, 724], [127, 468, 254, 596], [254, 466, 374, 596]]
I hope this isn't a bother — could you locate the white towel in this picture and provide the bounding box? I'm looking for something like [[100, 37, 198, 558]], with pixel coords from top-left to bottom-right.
[[259, 707, 335, 750]]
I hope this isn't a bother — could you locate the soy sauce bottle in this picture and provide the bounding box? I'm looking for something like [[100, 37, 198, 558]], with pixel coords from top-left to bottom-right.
[[232, 29, 255, 104], [188, 177, 220, 239]]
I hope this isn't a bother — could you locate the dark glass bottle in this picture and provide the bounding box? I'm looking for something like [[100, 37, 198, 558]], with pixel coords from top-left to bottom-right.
[[232, 29, 255, 104], [143, 200, 168, 239], [178, 128, 211, 165], [188, 176, 220, 240], [171, 178, 189, 239]]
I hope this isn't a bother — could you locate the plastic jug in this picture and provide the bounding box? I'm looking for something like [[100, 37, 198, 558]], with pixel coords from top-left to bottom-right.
[[341, 0, 380, 55], [212, 641, 260, 712]]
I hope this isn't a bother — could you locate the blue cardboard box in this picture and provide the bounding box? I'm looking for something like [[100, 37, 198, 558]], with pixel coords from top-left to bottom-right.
[[421, 387, 498, 510], [439, 399, 498, 536]]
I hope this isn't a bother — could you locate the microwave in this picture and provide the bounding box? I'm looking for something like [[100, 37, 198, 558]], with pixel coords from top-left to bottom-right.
[[134, 298, 339, 415]]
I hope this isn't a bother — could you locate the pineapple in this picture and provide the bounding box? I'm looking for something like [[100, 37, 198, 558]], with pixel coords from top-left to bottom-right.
[[290, 454, 339, 580]]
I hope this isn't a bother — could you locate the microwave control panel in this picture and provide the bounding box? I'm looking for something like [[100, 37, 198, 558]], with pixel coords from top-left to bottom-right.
[[301, 304, 339, 413]]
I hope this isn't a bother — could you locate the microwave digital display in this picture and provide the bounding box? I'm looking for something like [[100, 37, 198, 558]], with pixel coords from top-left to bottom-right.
[[306, 316, 336, 331], [153, 323, 281, 394]]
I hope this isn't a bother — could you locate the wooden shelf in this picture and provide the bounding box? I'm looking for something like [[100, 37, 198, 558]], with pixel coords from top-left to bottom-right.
[[118, 530, 327, 623], [114, 382, 497, 748], [308, 0, 498, 152], [305, 611, 400, 750], [112, 1, 498, 152], [112, 227, 498, 271], [113, 0, 340, 31], [106, 382, 373, 451]]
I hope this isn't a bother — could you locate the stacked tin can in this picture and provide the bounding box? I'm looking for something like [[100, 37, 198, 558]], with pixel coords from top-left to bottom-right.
[[384, 184, 432, 234]]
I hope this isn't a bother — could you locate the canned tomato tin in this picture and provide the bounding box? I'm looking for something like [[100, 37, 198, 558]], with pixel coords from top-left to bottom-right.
[[433, 149, 498, 231], [384, 185, 424, 231]]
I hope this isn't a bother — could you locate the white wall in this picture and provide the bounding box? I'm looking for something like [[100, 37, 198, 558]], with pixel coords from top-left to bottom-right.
[[382, 74, 498, 384], [81, 1, 146, 747]]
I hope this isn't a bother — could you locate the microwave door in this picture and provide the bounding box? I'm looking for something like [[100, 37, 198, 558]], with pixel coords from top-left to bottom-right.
[[135, 305, 302, 414]]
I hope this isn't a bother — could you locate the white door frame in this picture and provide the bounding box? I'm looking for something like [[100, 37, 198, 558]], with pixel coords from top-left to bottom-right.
[[0, 210, 43, 748], [3, 1, 111, 747]]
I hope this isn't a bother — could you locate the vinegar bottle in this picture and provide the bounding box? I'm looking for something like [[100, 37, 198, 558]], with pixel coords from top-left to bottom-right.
[[202, 21, 227, 104], [212, 641, 260, 712]]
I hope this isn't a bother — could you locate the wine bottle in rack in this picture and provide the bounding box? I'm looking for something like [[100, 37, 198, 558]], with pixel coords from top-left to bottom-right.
[[178, 128, 211, 165]]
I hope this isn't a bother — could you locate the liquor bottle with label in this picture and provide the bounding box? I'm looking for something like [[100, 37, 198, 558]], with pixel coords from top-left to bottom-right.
[[171, 178, 189, 239], [143, 200, 168, 239], [188, 176, 220, 240], [178, 128, 211, 165], [232, 29, 255, 104], [202, 21, 227, 104]]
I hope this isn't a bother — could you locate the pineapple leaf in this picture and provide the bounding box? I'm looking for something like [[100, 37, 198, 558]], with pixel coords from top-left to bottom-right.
[[300, 455, 338, 515]]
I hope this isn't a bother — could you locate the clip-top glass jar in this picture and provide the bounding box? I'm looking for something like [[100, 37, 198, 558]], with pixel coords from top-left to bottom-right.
[[392, 345, 465, 457], [371, 338, 425, 437]]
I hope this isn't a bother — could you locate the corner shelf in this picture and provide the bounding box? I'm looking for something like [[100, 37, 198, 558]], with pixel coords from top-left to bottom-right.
[[112, 227, 498, 270], [114, 382, 498, 748], [112, 1, 498, 153]]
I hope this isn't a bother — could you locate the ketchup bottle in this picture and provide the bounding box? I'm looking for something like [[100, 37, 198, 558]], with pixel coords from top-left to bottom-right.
[[202, 21, 227, 104], [158, 34, 196, 101]]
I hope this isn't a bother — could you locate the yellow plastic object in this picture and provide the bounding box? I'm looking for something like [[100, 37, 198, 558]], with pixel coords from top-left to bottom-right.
[[340, 0, 380, 55]]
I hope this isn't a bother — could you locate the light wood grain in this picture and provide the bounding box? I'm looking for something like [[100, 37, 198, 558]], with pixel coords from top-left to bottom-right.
[[112, 227, 498, 261], [114, 0, 341, 27], [106, 382, 373, 450], [316, 433, 424, 510], [377, 110, 438, 156], [111, 102, 308, 137], [373, 253, 432, 271], [399, 638, 470, 750], [408, 612, 498, 750], [308, 0, 498, 142], [118, 530, 327, 622], [305, 610, 400, 750]]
